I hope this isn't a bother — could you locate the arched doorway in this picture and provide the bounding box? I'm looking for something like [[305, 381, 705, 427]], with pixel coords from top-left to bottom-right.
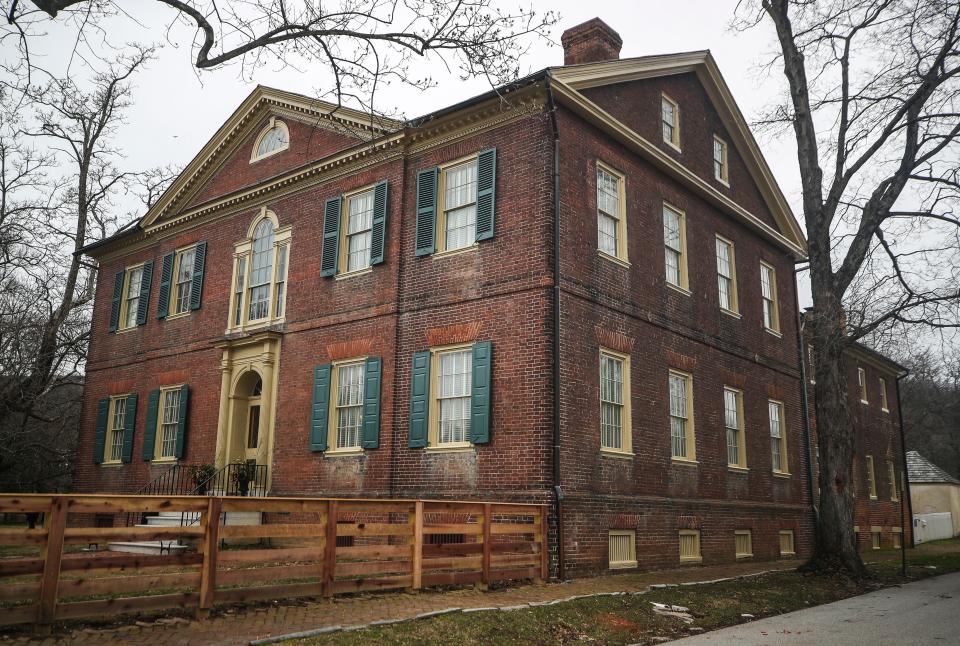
[[234, 371, 263, 465]]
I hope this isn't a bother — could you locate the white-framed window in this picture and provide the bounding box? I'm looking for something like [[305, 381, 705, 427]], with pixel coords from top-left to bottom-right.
[[735, 529, 752, 558], [866, 455, 877, 499], [434, 346, 473, 446], [779, 530, 795, 556], [858, 367, 868, 403], [227, 209, 291, 333], [342, 189, 374, 273], [760, 261, 780, 333], [669, 370, 695, 461], [661, 94, 680, 149], [608, 530, 637, 569], [716, 236, 738, 313], [157, 387, 182, 460], [119, 265, 144, 330], [171, 246, 196, 316], [329, 360, 365, 451], [107, 395, 128, 463], [713, 136, 729, 184], [439, 158, 478, 253], [880, 377, 889, 412], [724, 387, 746, 468], [250, 117, 289, 162], [663, 204, 688, 290], [600, 349, 631, 454], [679, 529, 701, 562], [769, 399, 788, 474], [597, 163, 627, 263]]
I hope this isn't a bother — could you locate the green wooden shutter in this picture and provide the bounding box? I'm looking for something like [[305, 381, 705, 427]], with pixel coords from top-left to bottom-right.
[[320, 196, 342, 277], [475, 148, 497, 241], [310, 365, 332, 451], [156, 253, 174, 319], [143, 389, 160, 460], [135, 261, 153, 326], [109, 271, 124, 332], [175, 384, 190, 458], [415, 168, 438, 256], [189, 242, 207, 310], [470, 341, 492, 444], [121, 393, 138, 463], [362, 357, 382, 449], [409, 351, 431, 447], [93, 398, 109, 464], [369, 181, 389, 265]]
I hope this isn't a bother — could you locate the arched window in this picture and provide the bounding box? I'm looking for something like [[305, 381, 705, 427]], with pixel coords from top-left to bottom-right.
[[228, 209, 291, 332], [250, 118, 289, 162]]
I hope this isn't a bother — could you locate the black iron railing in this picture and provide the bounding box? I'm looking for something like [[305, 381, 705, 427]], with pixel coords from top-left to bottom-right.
[[126, 463, 192, 526], [191, 462, 268, 498]]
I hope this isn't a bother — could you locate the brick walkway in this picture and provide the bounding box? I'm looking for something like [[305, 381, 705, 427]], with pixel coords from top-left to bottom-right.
[[2, 560, 796, 646]]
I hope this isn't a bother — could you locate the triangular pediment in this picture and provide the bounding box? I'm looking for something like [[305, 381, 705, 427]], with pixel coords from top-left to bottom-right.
[[141, 86, 401, 230], [551, 52, 807, 257]]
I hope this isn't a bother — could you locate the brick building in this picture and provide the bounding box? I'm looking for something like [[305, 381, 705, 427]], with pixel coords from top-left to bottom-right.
[[76, 18, 820, 576], [801, 331, 912, 550]]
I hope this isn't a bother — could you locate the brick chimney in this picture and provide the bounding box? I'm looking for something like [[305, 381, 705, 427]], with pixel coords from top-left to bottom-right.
[[560, 18, 623, 66]]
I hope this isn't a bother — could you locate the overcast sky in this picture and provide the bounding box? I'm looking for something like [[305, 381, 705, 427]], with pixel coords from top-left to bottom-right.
[[22, 0, 811, 302]]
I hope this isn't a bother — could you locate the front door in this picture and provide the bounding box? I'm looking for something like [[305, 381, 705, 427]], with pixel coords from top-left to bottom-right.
[[244, 377, 263, 463]]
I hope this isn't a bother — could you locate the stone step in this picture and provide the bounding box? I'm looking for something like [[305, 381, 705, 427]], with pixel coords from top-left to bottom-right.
[[107, 541, 191, 555]]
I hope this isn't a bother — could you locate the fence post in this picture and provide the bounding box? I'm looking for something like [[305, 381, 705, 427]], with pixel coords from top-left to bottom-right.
[[198, 496, 221, 617], [412, 501, 423, 590], [322, 499, 338, 598], [539, 504, 549, 583], [481, 503, 492, 587], [36, 496, 67, 632]]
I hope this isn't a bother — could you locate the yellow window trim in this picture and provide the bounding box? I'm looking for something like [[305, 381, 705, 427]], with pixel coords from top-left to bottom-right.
[[599, 347, 632, 456], [715, 234, 739, 314], [153, 384, 185, 461], [734, 529, 752, 558], [608, 529, 637, 569], [858, 367, 869, 403], [887, 460, 899, 501], [169, 244, 197, 317], [661, 92, 681, 151], [724, 386, 747, 469], [117, 262, 146, 332], [427, 342, 475, 450], [436, 152, 481, 254], [713, 135, 729, 185], [669, 369, 696, 462], [663, 202, 689, 291], [249, 116, 290, 163], [226, 208, 292, 334], [102, 393, 131, 465], [596, 160, 629, 264], [679, 529, 701, 562], [779, 529, 796, 556], [866, 455, 877, 499], [759, 260, 780, 334], [325, 357, 368, 454], [769, 398, 789, 475], [880, 376, 889, 411], [337, 184, 378, 276]]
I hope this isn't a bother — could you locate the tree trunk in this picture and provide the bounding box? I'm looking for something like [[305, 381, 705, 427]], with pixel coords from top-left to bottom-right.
[[806, 301, 866, 577]]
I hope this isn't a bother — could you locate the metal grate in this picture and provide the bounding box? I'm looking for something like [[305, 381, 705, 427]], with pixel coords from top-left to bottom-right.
[[679, 530, 701, 561], [734, 530, 752, 557], [779, 530, 796, 555], [608, 530, 636, 569]]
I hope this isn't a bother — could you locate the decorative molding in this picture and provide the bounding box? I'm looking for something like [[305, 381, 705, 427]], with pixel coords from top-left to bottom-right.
[[595, 326, 635, 354], [426, 322, 484, 347]]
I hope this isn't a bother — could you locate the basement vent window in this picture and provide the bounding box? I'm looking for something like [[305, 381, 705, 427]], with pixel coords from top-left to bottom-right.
[[679, 529, 702, 563], [608, 530, 637, 569], [734, 529, 752, 558], [779, 530, 796, 556], [871, 528, 882, 550], [892, 528, 902, 549]]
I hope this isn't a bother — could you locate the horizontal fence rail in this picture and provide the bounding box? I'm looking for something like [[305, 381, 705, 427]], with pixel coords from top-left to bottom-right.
[[0, 494, 548, 630]]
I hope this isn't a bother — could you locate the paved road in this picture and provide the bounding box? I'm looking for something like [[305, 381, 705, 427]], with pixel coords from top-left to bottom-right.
[[672, 571, 960, 645]]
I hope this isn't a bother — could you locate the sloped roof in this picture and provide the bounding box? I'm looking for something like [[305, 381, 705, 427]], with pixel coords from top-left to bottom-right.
[[907, 451, 960, 485]]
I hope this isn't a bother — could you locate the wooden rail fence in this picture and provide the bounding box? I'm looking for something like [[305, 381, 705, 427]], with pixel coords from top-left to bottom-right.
[[0, 494, 548, 630]]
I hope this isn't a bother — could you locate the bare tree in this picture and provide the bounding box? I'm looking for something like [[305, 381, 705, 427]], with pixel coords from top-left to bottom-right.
[[0, 48, 155, 491], [8, 0, 557, 116], [737, 0, 960, 574]]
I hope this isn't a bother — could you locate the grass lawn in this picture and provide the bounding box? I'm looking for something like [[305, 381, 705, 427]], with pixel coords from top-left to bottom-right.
[[291, 539, 960, 646]]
